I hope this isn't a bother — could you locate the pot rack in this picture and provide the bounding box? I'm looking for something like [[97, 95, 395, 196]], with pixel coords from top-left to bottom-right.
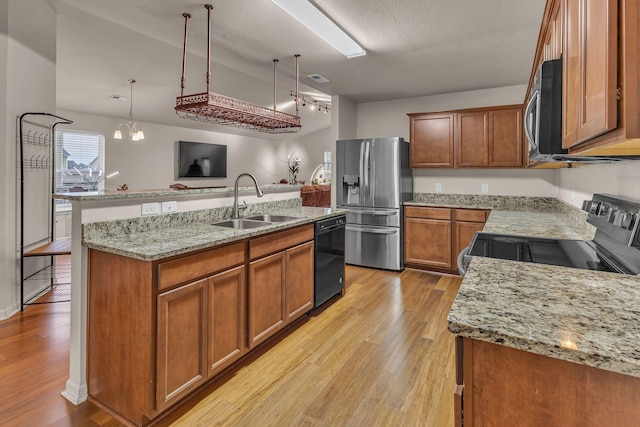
[[176, 4, 301, 133]]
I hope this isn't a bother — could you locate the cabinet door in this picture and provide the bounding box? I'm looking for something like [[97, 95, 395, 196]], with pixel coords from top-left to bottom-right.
[[207, 266, 246, 377], [409, 113, 455, 167], [248, 252, 286, 348], [156, 279, 207, 411], [455, 221, 485, 263], [488, 108, 523, 167], [563, 0, 618, 148], [285, 241, 314, 322], [405, 217, 452, 269], [456, 112, 488, 167]]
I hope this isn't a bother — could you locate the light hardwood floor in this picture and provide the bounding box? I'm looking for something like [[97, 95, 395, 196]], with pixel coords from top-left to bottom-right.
[[0, 265, 461, 427]]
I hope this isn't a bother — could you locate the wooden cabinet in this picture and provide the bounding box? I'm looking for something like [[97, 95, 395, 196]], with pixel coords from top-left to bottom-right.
[[409, 113, 455, 167], [409, 105, 523, 169], [248, 225, 314, 348], [543, 0, 563, 62], [454, 209, 488, 261], [456, 112, 488, 167], [405, 206, 488, 274], [156, 279, 207, 411], [88, 224, 317, 426], [404, 207, 452, 270], [455, 336, 640, 426], [527, 0, 640, 156], [249, 252, 286, 347], [285, 241, 315, 321], [563, 0, 618, 148], [207, 266, 246, 377]]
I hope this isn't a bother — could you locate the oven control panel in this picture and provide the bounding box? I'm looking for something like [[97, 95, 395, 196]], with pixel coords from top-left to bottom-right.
[[583, 194, 640, 249]]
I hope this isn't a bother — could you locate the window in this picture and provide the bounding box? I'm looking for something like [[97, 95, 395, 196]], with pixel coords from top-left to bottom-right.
[[54, 130, 105, 208]]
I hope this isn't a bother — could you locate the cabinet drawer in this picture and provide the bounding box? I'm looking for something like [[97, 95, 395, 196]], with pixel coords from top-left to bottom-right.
[[455, 209, 488, 223], [250, 224, 314, 260], [405, 206, 452, 220], [158, 242, 245, 291]]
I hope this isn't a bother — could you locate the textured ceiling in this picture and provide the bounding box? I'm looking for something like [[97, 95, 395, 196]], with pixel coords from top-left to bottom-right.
[[53, 0, 546, 138]]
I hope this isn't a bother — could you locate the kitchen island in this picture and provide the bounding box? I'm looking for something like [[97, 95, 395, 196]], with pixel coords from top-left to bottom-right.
[[80, 197, 345, 426], [447, 204, 640, 426]]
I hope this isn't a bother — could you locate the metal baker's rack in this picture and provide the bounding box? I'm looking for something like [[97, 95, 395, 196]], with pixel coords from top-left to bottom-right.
[[18, 112, 73, 310]]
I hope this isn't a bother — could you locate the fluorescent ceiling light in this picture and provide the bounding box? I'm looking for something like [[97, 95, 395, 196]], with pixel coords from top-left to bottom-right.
[[271, 0, 366, 58]]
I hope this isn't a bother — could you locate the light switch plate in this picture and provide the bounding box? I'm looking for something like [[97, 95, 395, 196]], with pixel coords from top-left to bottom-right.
[[161, 201, 177, 213], [481, 184, 489, 193], [141, 202, 161, 216], [435, 183, 442, 192]]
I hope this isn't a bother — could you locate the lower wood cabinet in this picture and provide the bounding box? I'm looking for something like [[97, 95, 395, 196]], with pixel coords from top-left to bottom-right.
[[455, 336, 640, 426], [156, 279, 208, 411], [405, 206, 488, 274], [87, 224, 314, 426], [248, 228, 314, 349]]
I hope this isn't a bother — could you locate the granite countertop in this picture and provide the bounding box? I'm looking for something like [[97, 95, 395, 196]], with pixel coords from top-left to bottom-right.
[[442, 196, 639, 378], [54, 183, 301, 202], [83, 206, 346, 261], [448, 257, 640, 378]]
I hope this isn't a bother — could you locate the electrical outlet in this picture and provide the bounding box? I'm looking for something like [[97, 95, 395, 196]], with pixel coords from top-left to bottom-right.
[[141, 202, 161, 216], [161, 201, 177, 213], [481, 184, 489, 193], [435, 183, 442, 192]]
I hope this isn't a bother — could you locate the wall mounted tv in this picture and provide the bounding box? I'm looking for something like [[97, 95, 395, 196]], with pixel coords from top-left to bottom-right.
[[177, 141, 227, 178]]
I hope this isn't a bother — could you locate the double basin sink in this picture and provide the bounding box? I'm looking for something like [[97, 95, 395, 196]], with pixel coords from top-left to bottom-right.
[[210, 214, 300, 230]]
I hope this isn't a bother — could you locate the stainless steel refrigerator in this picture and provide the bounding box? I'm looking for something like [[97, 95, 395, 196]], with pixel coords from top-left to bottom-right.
[[336, 137, 413, 271]]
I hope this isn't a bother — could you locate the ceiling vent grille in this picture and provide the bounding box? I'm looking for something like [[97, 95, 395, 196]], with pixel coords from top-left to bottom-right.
[[307, 74, 330, 83]]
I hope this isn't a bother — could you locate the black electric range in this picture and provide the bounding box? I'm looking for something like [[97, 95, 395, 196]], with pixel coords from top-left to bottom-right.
[[459, 194, 640, 276]]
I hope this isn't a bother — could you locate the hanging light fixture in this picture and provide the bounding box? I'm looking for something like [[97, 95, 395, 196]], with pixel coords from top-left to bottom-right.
[[175, 5, 301, 133], [114, 79, 145, 141]]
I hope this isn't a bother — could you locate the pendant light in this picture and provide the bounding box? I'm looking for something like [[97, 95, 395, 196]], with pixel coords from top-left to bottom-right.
[[114, 79, 145, 141]]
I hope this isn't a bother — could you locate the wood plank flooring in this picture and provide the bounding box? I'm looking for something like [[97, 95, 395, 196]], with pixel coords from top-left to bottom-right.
[[0, 265, 461, 427]]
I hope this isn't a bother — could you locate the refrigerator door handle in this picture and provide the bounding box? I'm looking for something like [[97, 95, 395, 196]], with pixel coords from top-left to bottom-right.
[[346, 225, 399, 234], [363, 140, 371, 205], [359, 140, 366, 205], [346, 208, 398, 216]]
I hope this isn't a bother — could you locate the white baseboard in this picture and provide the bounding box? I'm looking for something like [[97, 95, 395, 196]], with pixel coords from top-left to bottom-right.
[[0, 302, 19, 321]]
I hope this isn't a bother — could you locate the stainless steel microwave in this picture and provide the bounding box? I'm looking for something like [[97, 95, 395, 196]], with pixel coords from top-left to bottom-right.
[[525, 59, 565, 162]]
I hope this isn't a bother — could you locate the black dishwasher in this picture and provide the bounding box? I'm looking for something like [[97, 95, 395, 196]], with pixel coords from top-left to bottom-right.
[[314, 215, 346, 308]]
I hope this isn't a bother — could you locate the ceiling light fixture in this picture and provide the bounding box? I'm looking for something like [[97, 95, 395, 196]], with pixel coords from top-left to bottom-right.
[[175, 5, 301, 133], [113, 79, 144, 141], [271, 0, 366, 59], [289, 91, 331, 113]]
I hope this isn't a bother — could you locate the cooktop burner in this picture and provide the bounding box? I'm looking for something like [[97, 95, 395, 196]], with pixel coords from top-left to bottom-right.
[[468, 233, 623, 273]]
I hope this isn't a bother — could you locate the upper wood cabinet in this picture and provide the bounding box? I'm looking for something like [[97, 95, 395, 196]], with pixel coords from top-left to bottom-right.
[[527, 0, 640, 156], [562, 0, 618, 148], [409, 113, 455, 167], [409, 105, 523, 169]]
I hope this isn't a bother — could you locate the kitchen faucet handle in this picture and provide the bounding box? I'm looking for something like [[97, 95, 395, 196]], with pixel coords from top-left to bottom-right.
[[238, 201, 248, 215]]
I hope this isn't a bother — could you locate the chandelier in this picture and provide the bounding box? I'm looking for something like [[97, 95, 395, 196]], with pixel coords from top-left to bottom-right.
[[114, 79, 145, 141], [175, 4, 301, 133]]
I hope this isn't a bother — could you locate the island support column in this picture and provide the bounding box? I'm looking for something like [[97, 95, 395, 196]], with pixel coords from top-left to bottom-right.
[[61, 200, 88, 404]]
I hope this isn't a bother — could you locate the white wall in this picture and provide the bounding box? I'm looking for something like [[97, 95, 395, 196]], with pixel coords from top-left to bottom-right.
[[356, 84, 559, 196], [276, 127, 331, 184], [1, 0, 57, 319], [556, 161, 640, 207], [57, 109, 297, 191]]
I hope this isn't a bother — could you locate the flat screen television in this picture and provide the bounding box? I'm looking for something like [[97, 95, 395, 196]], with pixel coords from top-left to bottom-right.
[[177, 141, 227, 178]]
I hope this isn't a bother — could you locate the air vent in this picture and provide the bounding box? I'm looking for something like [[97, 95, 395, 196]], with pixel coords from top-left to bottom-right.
[[110, 94, 129, 100], [307, 74, 330, 83]]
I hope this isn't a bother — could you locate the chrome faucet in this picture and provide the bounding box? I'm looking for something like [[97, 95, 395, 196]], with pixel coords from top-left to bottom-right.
[[232, 173, 264, 218]]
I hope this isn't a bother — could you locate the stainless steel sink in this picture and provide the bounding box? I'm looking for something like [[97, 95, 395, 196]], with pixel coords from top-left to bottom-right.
[[246, 214, 299, 223], [210, 218, 271, 229]]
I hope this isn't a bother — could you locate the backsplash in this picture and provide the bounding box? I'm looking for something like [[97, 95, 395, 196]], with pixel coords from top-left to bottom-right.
[[83, 198, 302, 240]]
